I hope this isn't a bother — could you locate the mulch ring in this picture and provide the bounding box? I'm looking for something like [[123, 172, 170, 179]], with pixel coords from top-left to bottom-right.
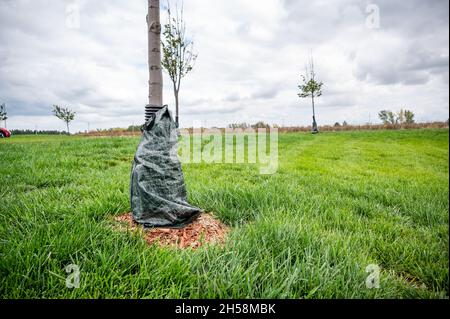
[[114, 213, 229, 250]]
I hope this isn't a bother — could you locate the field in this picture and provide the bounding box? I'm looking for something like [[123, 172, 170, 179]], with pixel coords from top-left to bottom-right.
[[0, 129, 448, 298]]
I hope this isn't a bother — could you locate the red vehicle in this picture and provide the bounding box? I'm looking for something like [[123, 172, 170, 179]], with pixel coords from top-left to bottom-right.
[[0, 128, 11, 138]]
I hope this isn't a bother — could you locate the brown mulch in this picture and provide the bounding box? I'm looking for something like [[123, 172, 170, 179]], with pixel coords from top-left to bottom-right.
[[114, 213, 229, 249]]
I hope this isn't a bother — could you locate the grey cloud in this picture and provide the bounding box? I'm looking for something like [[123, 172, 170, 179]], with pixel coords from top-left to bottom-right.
[[355, 46, 449, 86], [374, 0, 449, 37], [224, 94, 241, 102], [5, 100, 51, 117], [251, 87, 279, 100], [279, 0, 366, 45], [183, 105, 242, 116]]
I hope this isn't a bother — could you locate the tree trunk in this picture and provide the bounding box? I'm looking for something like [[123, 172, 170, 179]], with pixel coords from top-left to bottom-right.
[[66, 122, 70, 135], [147, 0, 163, 110], [311, 94, 318, 134], [175, 89, 179, 127]]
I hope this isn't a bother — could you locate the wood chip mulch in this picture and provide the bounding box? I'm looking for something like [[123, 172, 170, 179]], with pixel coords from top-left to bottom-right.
[[114, 213, 229, 249]]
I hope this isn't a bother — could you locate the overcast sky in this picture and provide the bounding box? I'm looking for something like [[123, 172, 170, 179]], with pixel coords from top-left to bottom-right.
[[0, 0, 448, 131]]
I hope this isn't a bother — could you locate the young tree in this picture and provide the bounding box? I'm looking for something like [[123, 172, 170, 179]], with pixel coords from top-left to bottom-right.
[[387, 111, 397, 125], [397, 109, 405, 125], [298, 57, 323, 134], [0, 103, 7, 128], [378, 110, 389, 124], [52, 105, 76, 134], [404, 110, 415, 124], [161, 0, 198, 127], [379, 110, 398, 125], [251, 121, 271, 129]]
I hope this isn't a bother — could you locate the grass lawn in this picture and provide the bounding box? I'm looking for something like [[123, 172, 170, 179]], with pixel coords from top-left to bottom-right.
[[0, 129, 448, 298]]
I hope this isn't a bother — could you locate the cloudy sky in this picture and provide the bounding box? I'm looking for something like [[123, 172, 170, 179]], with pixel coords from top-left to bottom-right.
[[0, 0, 448, 131]]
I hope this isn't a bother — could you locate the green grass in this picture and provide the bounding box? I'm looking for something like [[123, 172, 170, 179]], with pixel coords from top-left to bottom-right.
[[0, 129, 448, 298]]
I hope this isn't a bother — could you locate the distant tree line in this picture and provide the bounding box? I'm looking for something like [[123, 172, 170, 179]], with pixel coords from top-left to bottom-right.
[[227, 122, 272, 129], [334, 121, 349, 127], [379, 109, 415, 125], [127, 125, 142, 132], [10, 129, 69, 135]]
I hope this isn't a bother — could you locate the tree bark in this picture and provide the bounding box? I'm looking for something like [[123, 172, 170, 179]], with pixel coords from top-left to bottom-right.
[[311, 94, 318, 133], [148, 0, 163, 108], [175, 89, 179, 127]]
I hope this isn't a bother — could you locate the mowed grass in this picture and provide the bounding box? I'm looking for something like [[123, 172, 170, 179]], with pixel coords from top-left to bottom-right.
[[0, 129, 448, 298]]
